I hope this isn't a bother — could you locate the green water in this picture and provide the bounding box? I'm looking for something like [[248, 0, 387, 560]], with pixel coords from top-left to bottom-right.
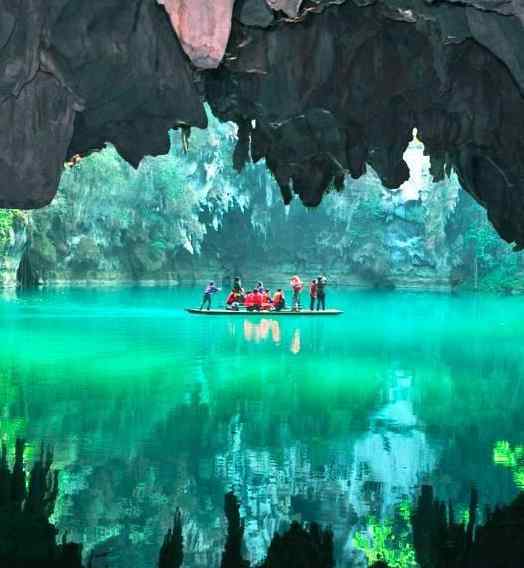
[[1, 287, 523, 566]]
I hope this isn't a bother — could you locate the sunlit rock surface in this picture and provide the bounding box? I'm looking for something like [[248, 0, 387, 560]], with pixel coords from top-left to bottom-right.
[[2, 0, 524, 246]]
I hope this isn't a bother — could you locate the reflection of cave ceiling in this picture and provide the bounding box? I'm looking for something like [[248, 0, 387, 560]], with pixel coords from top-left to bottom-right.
[[2, 1, 524, 247]]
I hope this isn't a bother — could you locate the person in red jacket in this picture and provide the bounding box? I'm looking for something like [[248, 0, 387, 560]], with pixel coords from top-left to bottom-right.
[[272, 289, 286, 311], [245, 289, 262, 311], [226, 290, 242, 310], [290, 275, 303, 310], [261, 289, 273, 311]]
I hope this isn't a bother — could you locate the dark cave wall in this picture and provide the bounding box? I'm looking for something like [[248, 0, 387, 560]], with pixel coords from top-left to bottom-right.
[[2, 0, 524, 247], [206, 1, 524, 247]]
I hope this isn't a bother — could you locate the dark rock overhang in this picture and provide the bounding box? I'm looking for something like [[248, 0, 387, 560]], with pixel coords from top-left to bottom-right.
[[2, 0, 524, 247]]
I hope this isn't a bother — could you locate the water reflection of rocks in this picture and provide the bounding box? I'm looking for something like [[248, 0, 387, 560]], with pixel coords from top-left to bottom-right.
[[2, 440, 524, 568], [44, 367, 438, 567], [3, 341, 523, 568]]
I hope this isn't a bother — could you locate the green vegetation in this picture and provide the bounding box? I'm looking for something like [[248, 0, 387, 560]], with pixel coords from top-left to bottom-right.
[[0, 210, 25, 250], [28, 106, 268, 279], [16, 107, 524, 290], [458, 194, 524, 293], [493, 440, 524, 489], [352, 503, 417, 567]]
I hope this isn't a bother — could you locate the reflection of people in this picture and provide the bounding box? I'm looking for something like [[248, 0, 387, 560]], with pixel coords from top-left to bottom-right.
[[316, 275, 327, 311], [200, 281, 220, 310], [243, 319, 281, 345], [290, 329, 301, 355], [309, 279, 318, 311], [290, 276, 303, 310], [270, 320, 281, 344]]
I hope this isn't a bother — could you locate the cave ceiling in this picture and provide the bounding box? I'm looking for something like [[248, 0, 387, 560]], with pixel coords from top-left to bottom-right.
[[2, 0, 524, 246]]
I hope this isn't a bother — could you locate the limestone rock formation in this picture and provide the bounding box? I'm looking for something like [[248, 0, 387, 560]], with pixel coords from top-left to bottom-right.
[[158, 0, 236, 68], [2, 0, 524, 248]]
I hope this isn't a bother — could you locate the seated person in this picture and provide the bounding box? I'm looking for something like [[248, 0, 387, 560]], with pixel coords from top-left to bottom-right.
[[226, 291, 242, 310], [245, 289, 262, 311], [261, 289, 273, 311], [232, 277, 245, 300], [272, 289, 286, 311]]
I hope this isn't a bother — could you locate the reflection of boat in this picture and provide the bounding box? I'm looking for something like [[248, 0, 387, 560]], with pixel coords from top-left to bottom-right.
[[186, 308, 343, 316]]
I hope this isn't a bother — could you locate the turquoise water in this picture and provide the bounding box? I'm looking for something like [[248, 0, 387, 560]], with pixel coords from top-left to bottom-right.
[[1, 287, 523, 566]]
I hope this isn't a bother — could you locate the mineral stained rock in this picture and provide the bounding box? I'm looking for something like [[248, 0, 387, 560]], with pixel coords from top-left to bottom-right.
[[2, 0, 524, 246], [158, 0, 236, 68]]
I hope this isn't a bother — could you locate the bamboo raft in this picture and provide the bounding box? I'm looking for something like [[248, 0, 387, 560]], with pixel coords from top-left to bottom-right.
[[186, 308, 343, 316]]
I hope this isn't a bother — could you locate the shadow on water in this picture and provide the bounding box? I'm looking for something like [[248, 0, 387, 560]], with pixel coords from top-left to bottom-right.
[[2, 440, 524, 568]]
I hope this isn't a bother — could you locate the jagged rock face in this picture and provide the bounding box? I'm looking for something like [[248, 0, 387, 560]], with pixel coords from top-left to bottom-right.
[[206, 1, 524, 248], [0, 0, 206, 208], [2, 0, 524, 247]]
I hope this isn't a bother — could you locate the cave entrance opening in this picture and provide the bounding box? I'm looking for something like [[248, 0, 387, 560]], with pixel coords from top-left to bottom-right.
[[398, 128, 431, 203]]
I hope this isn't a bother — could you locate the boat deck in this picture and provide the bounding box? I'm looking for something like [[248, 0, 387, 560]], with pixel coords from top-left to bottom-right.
[[186, 308, 343, 316]]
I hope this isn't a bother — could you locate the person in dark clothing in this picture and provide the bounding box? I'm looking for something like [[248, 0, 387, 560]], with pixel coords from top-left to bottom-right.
[[200, 281, 220, 310], [231, 276, 245, 303], [316, 275, 327, 311], [309, 279, 318, 311], [233, 277, 242, 292]]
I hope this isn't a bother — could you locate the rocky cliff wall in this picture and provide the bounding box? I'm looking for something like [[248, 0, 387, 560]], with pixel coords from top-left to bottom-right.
[[0, 212, 28, 287], [2, 0, 524, 249], [11, 126, 470, 291]]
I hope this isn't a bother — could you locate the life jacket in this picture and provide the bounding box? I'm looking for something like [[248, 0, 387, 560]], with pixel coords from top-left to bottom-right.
[[244, 292, 255, 307], [310, 282, 318, 297], [226, 292, 236, 305], [273, 292, 284, 305], [260, 292, 272, 310], [290, 276, 303, 292]]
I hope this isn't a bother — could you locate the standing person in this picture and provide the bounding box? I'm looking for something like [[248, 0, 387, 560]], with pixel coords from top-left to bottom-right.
[[316, 275, 327, 311], [290, 275, 304, 311], [309, 279, 318, 311], [233, 276, 243, 292], [231, 276, 245, 303], [200, 281, 220, 311]]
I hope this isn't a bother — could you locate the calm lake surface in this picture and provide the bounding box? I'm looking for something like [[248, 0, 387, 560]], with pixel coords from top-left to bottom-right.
[[0, 287, 523, 566]]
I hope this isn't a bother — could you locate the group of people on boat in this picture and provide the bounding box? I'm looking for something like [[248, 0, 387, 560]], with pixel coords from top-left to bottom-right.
[[200, 275, 328, 312]]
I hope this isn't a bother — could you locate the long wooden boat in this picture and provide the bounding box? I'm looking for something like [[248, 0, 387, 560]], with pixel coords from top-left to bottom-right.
[[186, 308, 343, 316]]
